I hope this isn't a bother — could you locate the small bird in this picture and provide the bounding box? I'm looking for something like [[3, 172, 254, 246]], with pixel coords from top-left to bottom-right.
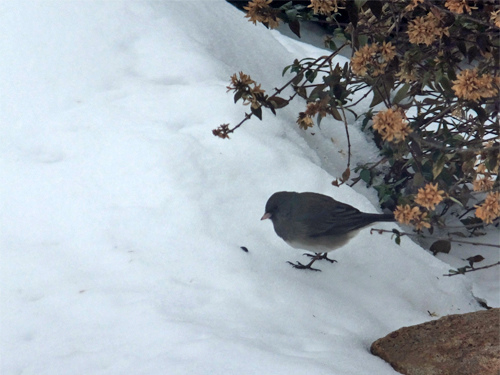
[[261, 191, 395, 271]]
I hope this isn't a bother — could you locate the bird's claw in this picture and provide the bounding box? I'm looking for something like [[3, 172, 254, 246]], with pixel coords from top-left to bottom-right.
[[303, 252, 338, 264], [287, 261, 321, 272]]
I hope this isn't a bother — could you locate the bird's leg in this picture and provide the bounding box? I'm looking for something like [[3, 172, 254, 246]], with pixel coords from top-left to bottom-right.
[[318, 252, 337, 263], [303, 252, 337, 264], [287, 254, 322, 271]]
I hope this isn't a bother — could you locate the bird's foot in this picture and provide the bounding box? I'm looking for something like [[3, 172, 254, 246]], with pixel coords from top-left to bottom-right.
[[287, 261, 321, 272], [303, 252, 338, 264]]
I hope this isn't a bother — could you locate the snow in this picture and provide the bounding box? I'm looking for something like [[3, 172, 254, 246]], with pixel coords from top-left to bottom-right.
[[1, 1, 497, 374]]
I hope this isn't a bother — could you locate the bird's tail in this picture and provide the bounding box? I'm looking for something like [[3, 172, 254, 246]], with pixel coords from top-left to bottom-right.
[[362, 213, 395, 223]]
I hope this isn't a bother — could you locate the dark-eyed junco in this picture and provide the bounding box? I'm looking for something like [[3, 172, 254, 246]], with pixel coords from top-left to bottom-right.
[[261, 191, 395, 271]]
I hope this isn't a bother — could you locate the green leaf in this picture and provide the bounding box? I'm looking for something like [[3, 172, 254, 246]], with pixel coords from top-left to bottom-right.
[[457, 41, 467, 57], [268, 96, 288, 109], [360, 169, 372, 184], [327, 39, 337, 51], [310, 84, 326, 100], [413, 172, 425, 188], [251, 106, 262, 120], [234, 91, 242, 104], [317, 113, 323, 127], [448, 196, 463, 207], [346, 1, 359, 28], [288, 20, 301, 38], [367, 0, 382, 18], [333, 84, 344, 100], [295, 86, 307, 99], [432, 154, 446, 180], [292, 72, 304, 85], [468, 46, 478, 63], [330, 106, 342, 121], [355, 0, 367, 9], [305, 70, 317, 83], [392, 83, 411, 105], [370, 88, 385, 107]]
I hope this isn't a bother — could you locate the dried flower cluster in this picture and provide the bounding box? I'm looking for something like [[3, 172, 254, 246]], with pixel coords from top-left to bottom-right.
[[296, 97, 332, 130], [407, 12, 449, 46], [212, 124, 231, 139], [491, 10, 500, 28], [444, 0, 476, 15], [452, 69, 498, 102], [404, 0, 424, 12], [372, 108, 412, 143], [394, 205, 431, 231], [475, 192, 500, 224], [415, 183, 445, 210], [297, 112, 314, 130], [473, 164, 495, 192], [308, 0, 343, 16], [218, 0, 500, 239], [351, 42, 396, 77], [244, 0, 280, 29], [227, 71, 265, 109], [396, 60, 417, 83], [394, 183, 445, 230]]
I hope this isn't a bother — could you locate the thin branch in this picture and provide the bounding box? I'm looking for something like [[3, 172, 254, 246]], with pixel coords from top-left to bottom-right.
[[339, 104, 351, 169], [425, 0, 500, 30], [443, 261, 500, 277], [370, 228, 500, 248], [274, 43, 348, 95]]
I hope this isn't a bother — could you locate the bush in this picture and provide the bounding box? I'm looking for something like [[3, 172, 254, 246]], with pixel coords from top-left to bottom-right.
[[214, 0, 499, 237]]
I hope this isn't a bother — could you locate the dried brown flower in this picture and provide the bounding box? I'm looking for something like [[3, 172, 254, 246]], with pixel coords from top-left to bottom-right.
[[297, 112, 314, 130], [305, 97, 329, 118], [452, 69, 498, 101], [407, 12, 449, 46], [395, 205, 431, 230], [405, 0, 424, 12], [372, 108, 412, 143], [445, 0, 476, 15], [396, 60, 417, 83], [415, 183, 445, 210], [491, 10, 500, 28], [473, 176, 494, 192], [213, 124, 231, 139], [308, 0, 343, 15], [413, 211, 432, 231], [475, 192, 500, 224], [395, 204, 421, 225], [380, 41, 396, 61], [227, 71, 255, 92], [351, 42, 395, 77], [244, 0, 280, 29]]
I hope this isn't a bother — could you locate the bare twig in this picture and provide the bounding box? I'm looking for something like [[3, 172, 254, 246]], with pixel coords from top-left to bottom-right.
[[443, 261, 500, 277], [370, 228, 500, 248], [339, 104, 351, 169]]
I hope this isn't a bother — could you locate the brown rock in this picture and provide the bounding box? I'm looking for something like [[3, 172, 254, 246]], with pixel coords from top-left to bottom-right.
[[371, 308, 500, 375]]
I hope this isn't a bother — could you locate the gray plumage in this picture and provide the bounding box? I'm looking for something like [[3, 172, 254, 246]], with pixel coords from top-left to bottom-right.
[[261, 191, 395, 270]]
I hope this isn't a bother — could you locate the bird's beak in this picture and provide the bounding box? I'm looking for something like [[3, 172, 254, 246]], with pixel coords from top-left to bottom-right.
[[261, 212, 272, 220]]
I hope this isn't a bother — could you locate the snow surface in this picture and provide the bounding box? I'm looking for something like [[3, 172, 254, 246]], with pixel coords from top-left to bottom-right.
[[1, 1, 497, 374]]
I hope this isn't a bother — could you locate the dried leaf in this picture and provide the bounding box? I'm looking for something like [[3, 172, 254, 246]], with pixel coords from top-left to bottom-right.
[[251, 106, 262, 120], [430, 240, 451, 255], [288, 20, 301, 38], [342, 168, 351, 182], [466, 255, 484, 268]]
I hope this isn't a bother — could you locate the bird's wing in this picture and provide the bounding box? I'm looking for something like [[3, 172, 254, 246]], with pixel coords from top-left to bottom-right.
[[294, 195, 368, 237]]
